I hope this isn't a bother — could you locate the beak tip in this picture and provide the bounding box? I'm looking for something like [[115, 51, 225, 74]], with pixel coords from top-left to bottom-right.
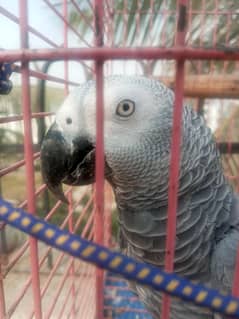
[[45, 182, 69, 205], [56, 192, 69, 205]]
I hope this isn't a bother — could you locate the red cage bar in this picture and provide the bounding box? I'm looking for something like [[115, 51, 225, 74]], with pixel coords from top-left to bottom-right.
[[19, 1, 42, 318], [1, 1, 239, 319], [1, 46, 239, 62], [162, 1, 188, 317]]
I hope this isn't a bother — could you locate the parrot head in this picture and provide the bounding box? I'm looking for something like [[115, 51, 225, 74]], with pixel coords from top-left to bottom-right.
[[40, 76, 174, 202]]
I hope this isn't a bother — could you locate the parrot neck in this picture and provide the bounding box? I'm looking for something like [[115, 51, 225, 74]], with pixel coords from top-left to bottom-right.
[[107, 106, 233, 278]]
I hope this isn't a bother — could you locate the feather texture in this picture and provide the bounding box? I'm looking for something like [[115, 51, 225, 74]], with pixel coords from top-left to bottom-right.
[[50, 76, 239, 319]]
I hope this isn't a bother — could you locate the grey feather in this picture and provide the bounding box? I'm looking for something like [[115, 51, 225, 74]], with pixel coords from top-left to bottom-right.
[[102, 77, 236, 319], [51, 76, 239, 319]]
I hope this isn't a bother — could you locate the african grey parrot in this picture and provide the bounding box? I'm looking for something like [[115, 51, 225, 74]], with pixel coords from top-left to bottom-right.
[[40, 75, 239, 319]]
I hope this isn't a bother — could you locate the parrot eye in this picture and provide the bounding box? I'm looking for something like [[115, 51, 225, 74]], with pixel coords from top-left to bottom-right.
[[116, 100, 135, 118], [66, 117, 72, 124]]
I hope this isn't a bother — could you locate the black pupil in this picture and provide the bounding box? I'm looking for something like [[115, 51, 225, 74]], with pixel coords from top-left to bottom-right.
[[66, 117, 72, 124], [122, 103, 130, 112]]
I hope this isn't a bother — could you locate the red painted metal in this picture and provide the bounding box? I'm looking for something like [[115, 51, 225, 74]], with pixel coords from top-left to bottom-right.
[[94, 60, 104, 312], [0, 153, 40, 177], [70, 0, 94, 31], [57, 285, 73, 318], [44, 259, 74, 319], [0, 62, 79, 85], [94, 1, 105, 318], [0, 5, 59, 47], [8, 278, 32, 318], [0, 113, 54, 124], [26, 69, 79, 85], [63, 2, 76, 316], [43, 0, 92, 47], [1, 1, 239, 318], [4, 241, 29, 276], [19, 2, 42, 319], [1, 46, 239, 63], [161, 1, 188, 318], [161, 60, 186, 319], [0, 1, 97, 318]]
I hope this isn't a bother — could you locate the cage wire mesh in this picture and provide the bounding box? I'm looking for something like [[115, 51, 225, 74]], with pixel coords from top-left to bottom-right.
[[0, 0, 239, 318]]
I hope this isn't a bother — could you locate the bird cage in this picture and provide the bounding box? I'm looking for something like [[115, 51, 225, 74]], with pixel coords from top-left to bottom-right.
[[0, 1, 239, 319]]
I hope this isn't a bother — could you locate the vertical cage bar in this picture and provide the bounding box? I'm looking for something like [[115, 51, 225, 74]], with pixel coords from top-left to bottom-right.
[[94, 60, 104, 319], [19, 1, 42, 318], [62, 1, 76, 316], [94, 1, 104, 319], [161, 1, 188, 319]]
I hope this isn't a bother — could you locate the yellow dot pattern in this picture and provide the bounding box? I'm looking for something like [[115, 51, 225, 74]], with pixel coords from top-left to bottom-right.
[[183, 286, 193, 296], [70, 240, 81, 251], [81, 245, 96, 257], [1, 203, 239, 318], [45, 229, 55, 238], [154, 275, 163, 284], [31, 223, 44, 233], [196, 291, 208, 303], [0, 206, 8, 214], [98, 251, 108, 261], [212, 298, 222, 308], [125, 263, 135, 273], [56, 235, 69, 245], [109, 256, 122, 268], [138, 268, 150, 279], [226, 301, 239, 314], [8, 211, 20, 221], [167, 279, 180, 292], [22, 217, 31, 227]]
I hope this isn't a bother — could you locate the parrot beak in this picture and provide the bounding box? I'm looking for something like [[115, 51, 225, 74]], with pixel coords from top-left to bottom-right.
[[40, 122, 95, 204]]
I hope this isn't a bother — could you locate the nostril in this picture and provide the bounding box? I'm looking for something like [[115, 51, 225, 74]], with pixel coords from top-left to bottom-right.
[[66, 117, 72, 124]]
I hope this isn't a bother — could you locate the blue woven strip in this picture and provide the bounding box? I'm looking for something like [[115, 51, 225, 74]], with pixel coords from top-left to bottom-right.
[[0, 196, 239, 317]]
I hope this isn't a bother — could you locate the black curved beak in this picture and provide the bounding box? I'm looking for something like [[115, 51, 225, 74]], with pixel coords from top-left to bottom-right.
[[40, 122, 95, 203]]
